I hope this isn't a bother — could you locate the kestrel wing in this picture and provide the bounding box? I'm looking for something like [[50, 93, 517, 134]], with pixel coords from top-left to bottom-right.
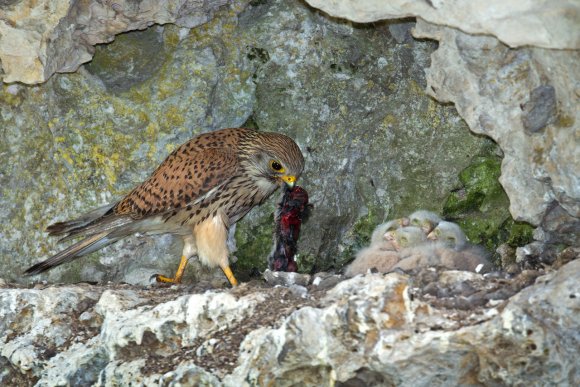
[[114, 146, 239, 218]]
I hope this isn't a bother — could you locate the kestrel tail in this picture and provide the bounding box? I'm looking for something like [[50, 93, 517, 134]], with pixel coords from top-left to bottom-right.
[[24, 128, 305, 286]]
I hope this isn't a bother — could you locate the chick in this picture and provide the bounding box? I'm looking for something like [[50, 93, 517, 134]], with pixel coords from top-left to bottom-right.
[[427, 221, 492, 273], [343, 245, 400, 278], [384, 226, 427, 251], [393, 221, 491, 273], [408, 210, 442, 234], [426, 220, 467, 249], [344, 226, 424, 277], [370, 217, 409, 247]]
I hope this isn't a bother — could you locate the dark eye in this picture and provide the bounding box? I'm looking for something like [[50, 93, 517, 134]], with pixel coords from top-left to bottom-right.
[[270, 160, 283, 171]]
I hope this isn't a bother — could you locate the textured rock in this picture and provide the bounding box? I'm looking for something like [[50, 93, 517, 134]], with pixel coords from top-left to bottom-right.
[[1, 0, 495, 284], [413, 20, 580, 233], [304, 0, 580, 49], [0, 0, 231, 84], [238, 1, 495, 272], [1, 261, 578, 385]]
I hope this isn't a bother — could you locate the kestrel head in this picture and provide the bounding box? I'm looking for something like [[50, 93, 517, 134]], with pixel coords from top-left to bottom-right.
[[241, 131, 305, 192]]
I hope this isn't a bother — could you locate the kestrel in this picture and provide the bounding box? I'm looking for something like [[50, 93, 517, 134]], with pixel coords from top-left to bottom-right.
[[25, 128, 305, 286]]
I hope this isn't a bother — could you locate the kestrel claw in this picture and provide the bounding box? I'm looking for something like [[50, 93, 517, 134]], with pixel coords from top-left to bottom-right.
[[25, 128, 305, 287]]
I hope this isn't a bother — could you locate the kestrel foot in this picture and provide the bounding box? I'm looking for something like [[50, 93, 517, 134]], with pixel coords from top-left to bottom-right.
[[220, 264, 239, 287], [154, 255, 189, 284]]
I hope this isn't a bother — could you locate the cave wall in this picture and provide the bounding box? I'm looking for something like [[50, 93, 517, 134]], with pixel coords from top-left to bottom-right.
[[0, 0, 577, 284]]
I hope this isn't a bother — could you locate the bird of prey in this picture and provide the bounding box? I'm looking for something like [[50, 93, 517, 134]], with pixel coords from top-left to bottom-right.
[[268, 185, 310, 272], [25, 128, 305, 286]]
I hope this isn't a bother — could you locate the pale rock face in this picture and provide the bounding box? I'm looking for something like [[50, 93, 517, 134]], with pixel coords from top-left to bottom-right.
[[413, 20, 579, 234], [1, 261, 578, 385], [0, 0, 230, 84], [304, 0, 580, 49], [304, 0, 579, 244]]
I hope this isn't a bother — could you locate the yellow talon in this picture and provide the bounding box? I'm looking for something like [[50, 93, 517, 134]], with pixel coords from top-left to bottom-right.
[[221, 264, 239, 287], [155, 255, 189, 284]]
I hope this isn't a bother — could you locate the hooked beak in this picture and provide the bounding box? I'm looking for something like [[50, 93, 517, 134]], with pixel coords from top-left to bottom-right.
[[427, 231, 437, 241], [281, 175, 297, 188]]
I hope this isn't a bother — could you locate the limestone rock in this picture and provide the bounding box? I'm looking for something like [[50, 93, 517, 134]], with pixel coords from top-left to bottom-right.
[[239, 0, 495, 272], [2, 0, 494, 284], [1, 261, 578, 385], [413, 19, 580, 233], [0, 0, 231, 84], [304, 0, 580, 49]]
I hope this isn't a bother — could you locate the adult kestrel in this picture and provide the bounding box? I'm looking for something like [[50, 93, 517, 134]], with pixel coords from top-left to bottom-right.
[[25, 128, 305, 286]]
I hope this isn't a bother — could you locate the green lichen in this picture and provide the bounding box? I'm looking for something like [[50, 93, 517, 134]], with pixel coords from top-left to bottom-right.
[[0, 84, 24, 107], [556, 114, 575, 128], [500, 219, 535, 247], [443, 156, 510, 250], [444, 157, 506, 215], [337, 206, 383, 270], [234, 202, 277, 279], [442, 155, 534, 266]]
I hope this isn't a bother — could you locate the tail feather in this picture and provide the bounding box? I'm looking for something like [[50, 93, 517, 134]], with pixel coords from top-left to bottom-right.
[[58, 216, 135, 243], [47, 203, 117, 237], [27, 203, 169, 276], [24, 232, 114, 276]]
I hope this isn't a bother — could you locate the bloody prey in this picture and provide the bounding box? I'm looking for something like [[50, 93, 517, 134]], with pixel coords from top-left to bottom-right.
[[268, 186, 310, 272]]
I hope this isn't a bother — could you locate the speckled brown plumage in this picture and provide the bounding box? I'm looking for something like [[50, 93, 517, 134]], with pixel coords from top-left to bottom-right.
[[25, 128, 305, 286]]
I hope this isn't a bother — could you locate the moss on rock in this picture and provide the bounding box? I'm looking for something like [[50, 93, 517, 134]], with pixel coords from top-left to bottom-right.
[[443, 155, 534, 266]]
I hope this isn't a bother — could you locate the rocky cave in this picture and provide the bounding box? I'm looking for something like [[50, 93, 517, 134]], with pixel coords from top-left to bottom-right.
[[0, 0, 578, 385]]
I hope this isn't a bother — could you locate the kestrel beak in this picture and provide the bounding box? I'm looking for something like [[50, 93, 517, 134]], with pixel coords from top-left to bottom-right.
[[281, 175, 297, 188], [427, 231, 437, 241]]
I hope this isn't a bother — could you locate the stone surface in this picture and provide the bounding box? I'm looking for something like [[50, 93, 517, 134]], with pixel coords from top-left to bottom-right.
[[1, 0, 496, 285], [1, 260, 578, 385], [413, 19, 580, 235], [304, 0, 580, 49], [0, 0, 231, 84]]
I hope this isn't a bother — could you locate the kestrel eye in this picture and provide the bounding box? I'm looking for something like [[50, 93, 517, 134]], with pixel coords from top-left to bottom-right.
[[270, 160, 284, 172]]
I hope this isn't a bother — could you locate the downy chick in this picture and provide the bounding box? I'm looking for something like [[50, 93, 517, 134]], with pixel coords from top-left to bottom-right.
[[344, 226, 424, 277], [408, 210, 442, 234], [370, 217, 409, 247]]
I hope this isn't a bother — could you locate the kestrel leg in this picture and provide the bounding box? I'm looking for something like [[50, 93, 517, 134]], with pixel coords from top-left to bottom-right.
[[155, 235, 197, 284], [195, 215, 238, 287]]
